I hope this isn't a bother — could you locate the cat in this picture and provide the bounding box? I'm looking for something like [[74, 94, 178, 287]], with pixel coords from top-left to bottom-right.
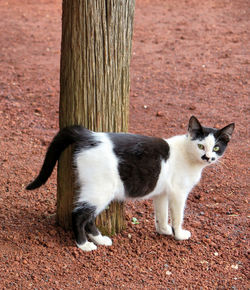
[[26, 116, 234, 251]]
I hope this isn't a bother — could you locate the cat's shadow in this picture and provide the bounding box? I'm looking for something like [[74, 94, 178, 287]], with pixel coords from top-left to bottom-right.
[[4, 206, 74, 250]]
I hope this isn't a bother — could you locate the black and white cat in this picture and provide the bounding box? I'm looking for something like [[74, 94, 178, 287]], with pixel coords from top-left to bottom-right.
[[26, 116, 234, 251]]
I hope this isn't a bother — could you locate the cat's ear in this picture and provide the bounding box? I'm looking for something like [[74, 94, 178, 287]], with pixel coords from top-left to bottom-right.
[[188, 116, 203, 138], [218, 123, 235, 142]]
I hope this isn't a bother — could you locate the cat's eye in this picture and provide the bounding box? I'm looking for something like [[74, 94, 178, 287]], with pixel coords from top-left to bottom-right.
[[213, 146, 220, 152], [198, 144, 205, 150]]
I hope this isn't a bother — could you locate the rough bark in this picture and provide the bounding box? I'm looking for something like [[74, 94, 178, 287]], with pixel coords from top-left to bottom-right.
[[57, 0, 135, 233]]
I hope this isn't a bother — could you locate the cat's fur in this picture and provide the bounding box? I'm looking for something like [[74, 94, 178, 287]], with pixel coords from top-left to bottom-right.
[[26, 116, 234, 251]]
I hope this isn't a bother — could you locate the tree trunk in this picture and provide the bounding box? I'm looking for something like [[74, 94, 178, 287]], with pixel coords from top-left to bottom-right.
[[57, 0, 135, 234]]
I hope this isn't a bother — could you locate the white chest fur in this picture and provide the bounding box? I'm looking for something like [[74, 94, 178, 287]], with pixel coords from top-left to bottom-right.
[[165, 135, 204, 196]]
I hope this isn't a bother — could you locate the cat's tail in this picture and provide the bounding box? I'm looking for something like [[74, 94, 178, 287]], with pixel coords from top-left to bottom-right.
[[26, 125, 85, 190]]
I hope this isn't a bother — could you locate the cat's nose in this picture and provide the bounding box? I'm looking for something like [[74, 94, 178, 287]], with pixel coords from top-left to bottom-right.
[[202, 154, 215, 162], [201, 154, 210, 162]]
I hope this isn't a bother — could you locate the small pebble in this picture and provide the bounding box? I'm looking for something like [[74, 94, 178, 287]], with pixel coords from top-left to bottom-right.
[[188, 105, 196, 111], [156, 111, 164, 117]]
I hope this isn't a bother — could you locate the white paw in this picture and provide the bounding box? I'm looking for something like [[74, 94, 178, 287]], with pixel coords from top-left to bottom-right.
[[88, 234, 112, 246], [77, 241, 97, 251], [174, 229, 191, 241], [156, 224, 173, 235]]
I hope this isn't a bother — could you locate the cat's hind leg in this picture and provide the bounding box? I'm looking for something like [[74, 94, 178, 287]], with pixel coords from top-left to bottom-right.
[[73, 185, 115, 251], [85, 218, 112, 246], [72, 203, 97, 251], [153, 193, 173, 236]]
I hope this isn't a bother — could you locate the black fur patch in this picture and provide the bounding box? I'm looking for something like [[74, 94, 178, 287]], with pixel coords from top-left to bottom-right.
[[213, 132, 232, 156], [109, 133, 170, 198], [72, 202, 97, 245], [74, 127, 101, 152], [189, 115, 217, 140], [190, 126, 217, 141]]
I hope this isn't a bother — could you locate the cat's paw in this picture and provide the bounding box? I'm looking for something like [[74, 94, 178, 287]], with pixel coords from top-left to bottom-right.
[[88, 234, 112, 246], [156, 224, 173, 236], [77, 241, 97, 251], [174, 229, 191, 241]]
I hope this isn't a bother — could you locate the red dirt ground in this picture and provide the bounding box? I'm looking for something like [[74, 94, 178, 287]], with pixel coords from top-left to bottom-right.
[[0, 0, 249, 288]]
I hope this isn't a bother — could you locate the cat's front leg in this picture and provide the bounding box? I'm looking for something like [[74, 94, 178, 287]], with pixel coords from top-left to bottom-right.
[[169, 193, 191, 241], [153, 193, 173, 236]]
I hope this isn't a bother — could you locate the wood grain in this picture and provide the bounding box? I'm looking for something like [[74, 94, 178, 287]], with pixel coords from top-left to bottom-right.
[[57, 0, 135, 233]]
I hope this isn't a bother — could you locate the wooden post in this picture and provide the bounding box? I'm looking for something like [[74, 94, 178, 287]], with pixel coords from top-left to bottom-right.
[[57, 0, 135, 234]]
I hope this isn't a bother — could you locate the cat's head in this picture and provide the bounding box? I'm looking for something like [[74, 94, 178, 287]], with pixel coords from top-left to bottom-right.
[[187, 116, 234, 165]]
